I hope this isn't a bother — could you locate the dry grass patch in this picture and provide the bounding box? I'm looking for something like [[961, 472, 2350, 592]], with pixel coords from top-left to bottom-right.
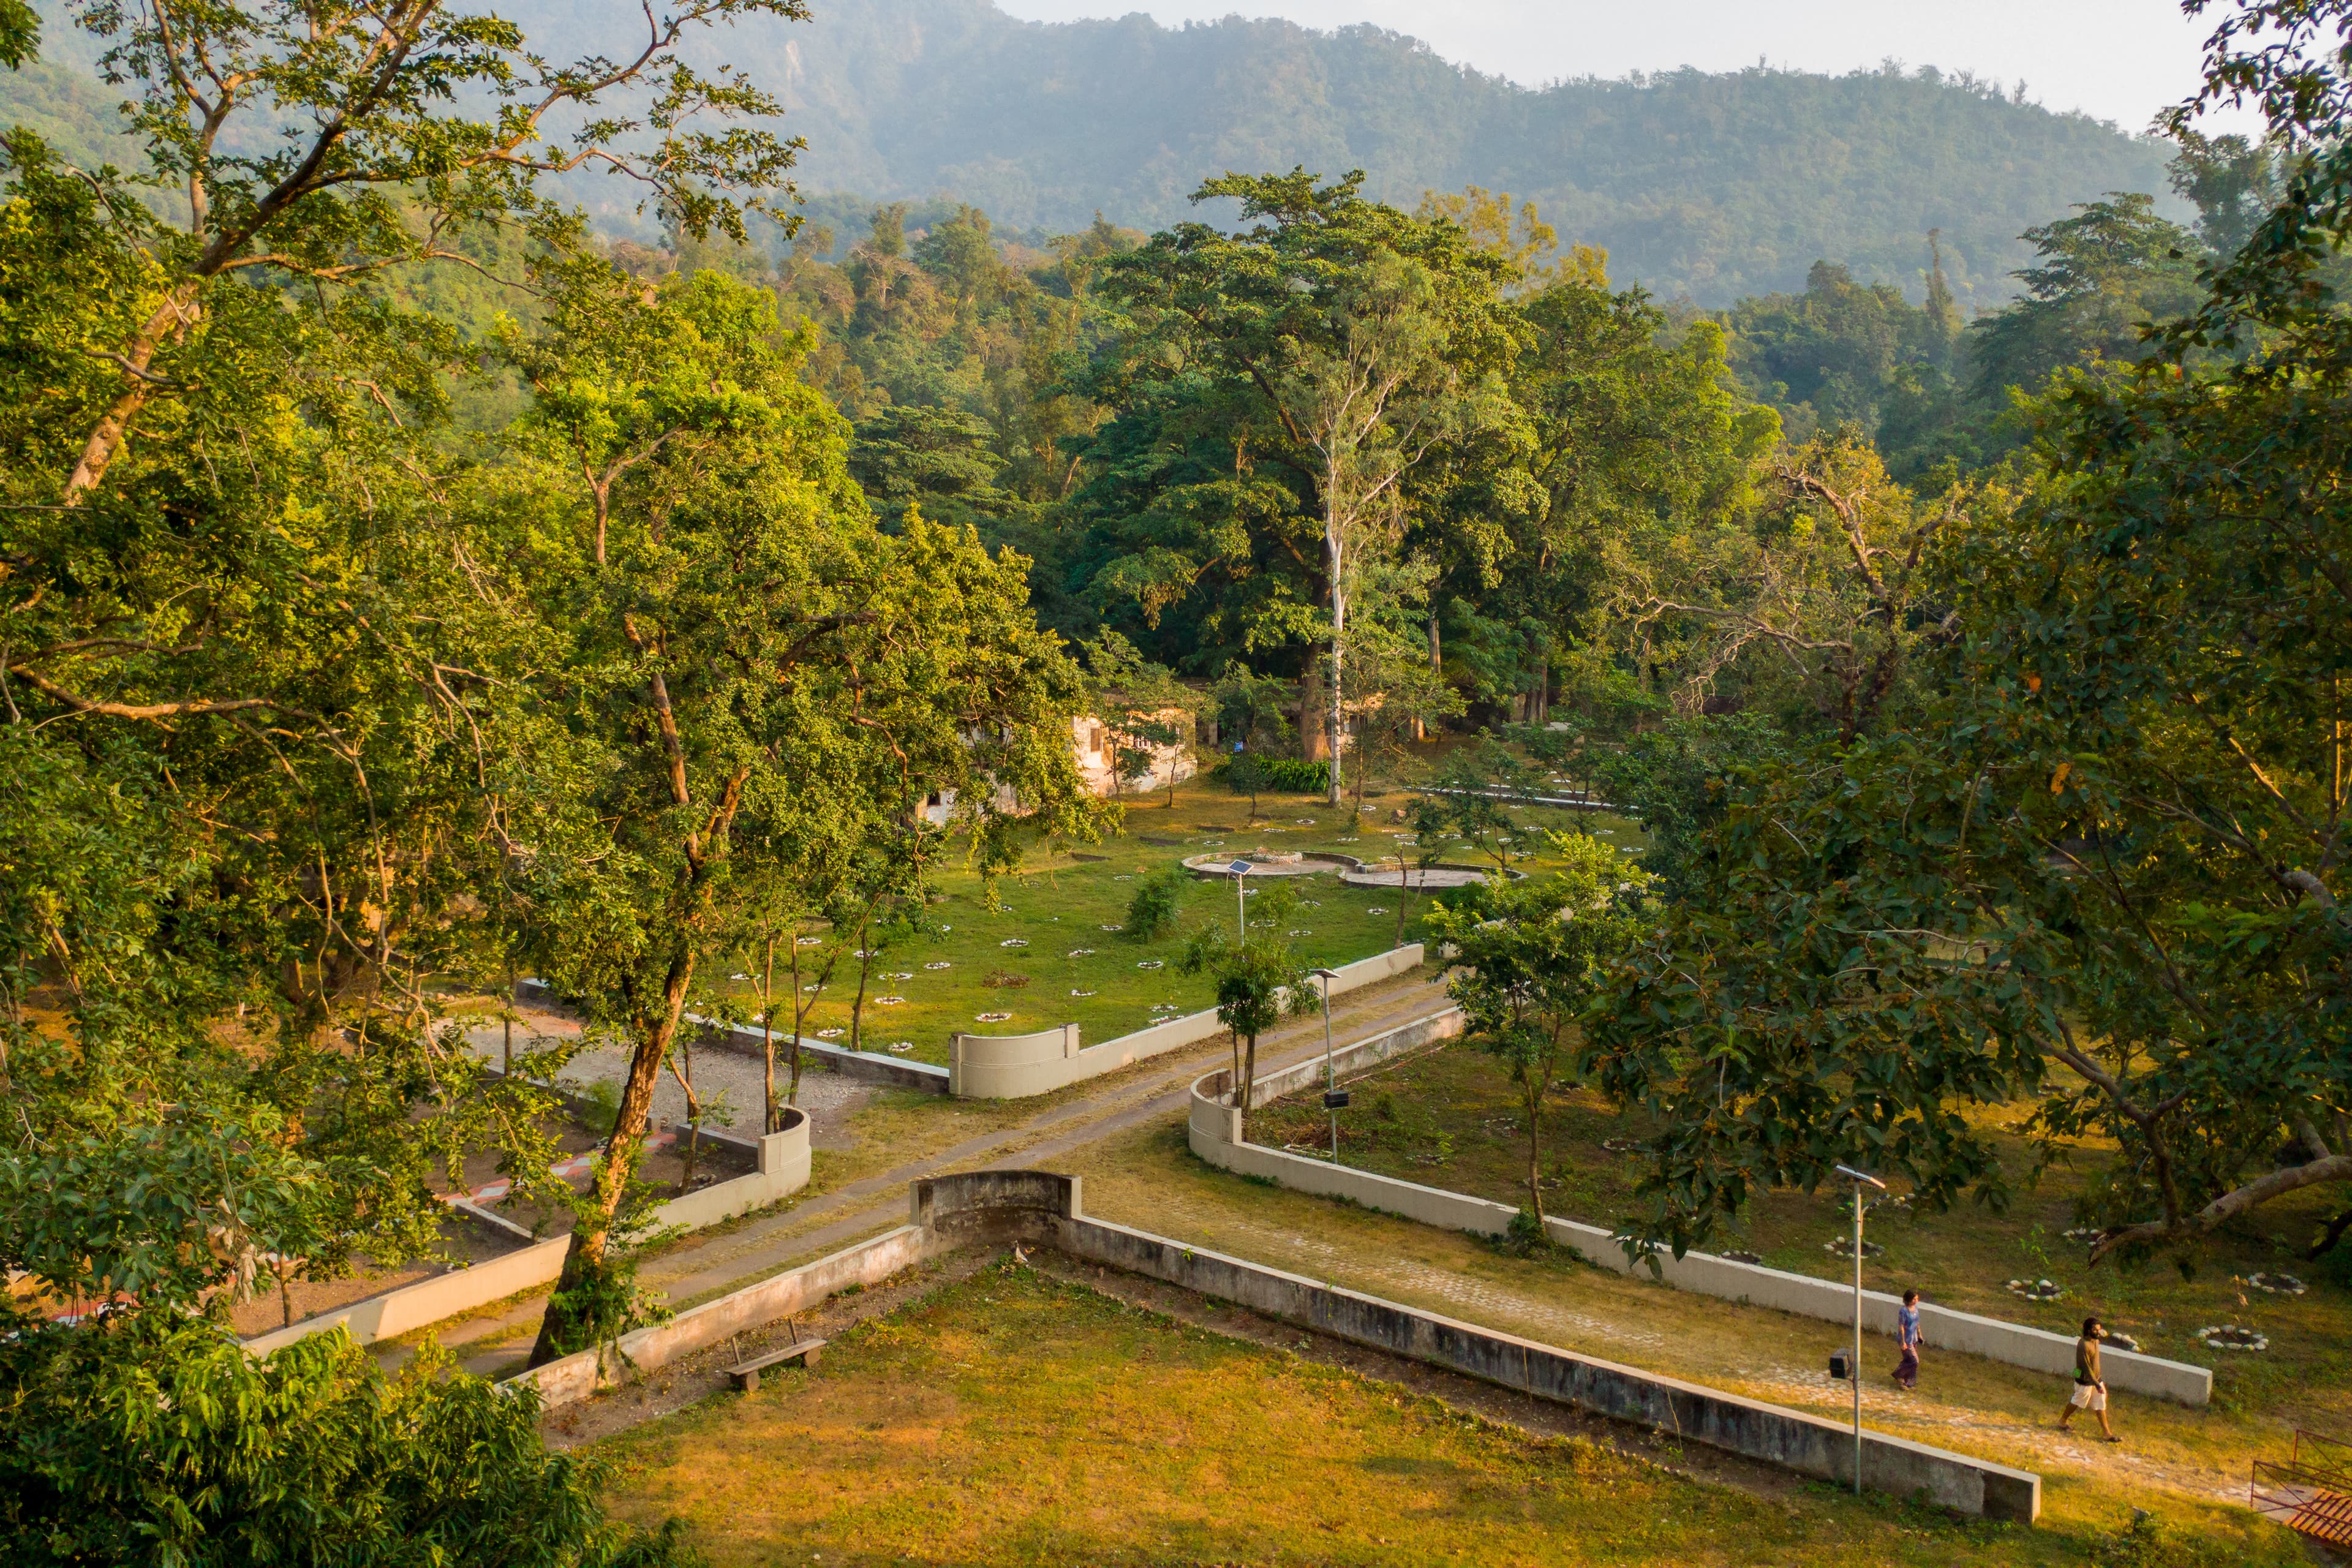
[[597, 1263, 2143, 1566]]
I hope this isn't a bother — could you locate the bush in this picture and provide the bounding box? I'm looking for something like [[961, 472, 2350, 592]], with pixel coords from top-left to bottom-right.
[[1213, 756, 1329, 794], [0, 1310, 696, 1566], [1125, 865, 1188, 940]]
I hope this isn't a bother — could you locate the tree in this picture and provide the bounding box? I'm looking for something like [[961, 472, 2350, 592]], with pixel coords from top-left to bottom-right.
[[502, 262, 1093, 1364], [1075, 170, 1518, 702], [1427, 837, 1650, 1229], [0, 1311, 692, 1566], [1410, 736, 1544, 875], [1967, 194, 2204, 400], [1581, 0, 2352, 1267], [1181, 884, 1316, 1134], [48, 0, 804, 508], [1620, 431, 1982, 741]]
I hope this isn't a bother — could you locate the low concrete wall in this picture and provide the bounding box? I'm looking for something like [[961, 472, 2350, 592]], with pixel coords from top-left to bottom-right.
[[243, 1115, 810, 1357], [692, 1018, 951, 1094], [510, 981, 951, 1093], [497, 1167, 2040, 1520], [1189, 1063, 2212, 1407], [948, 944, 1425, 1100], [1050, 1214, 2040, 1522], [513, 1170, 1080, 1409]]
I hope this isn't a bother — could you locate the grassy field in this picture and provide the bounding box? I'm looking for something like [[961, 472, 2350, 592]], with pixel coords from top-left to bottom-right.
[[595, 1262, 2220, 1567], [1248, 1040, 2352, 1428], [1052, 1115, 2302, 1559], [698, 779, 1642, 1069]]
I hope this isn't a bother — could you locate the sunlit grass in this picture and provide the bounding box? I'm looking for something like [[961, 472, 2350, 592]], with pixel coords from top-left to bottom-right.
[[598, 1262, 2141, 1567]]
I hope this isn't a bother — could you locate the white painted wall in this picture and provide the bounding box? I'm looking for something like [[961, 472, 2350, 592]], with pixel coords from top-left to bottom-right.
[[241, 1117, 811, 1357], [950, 944, 1425, 1099], [1186, 1047, 2213, 1406]]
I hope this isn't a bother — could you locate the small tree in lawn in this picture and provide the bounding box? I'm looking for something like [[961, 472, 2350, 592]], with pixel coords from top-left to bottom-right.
[[1212, 662, 1297, 754], [1412, 735, 1545, 875], [1425, 835, 1651, 1231], [1226, 747, 1273, 823], [1181, 884, 1316, 1135]]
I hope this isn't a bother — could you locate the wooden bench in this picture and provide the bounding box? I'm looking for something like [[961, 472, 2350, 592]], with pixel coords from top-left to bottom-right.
[[725, 1337, 826, 1393]]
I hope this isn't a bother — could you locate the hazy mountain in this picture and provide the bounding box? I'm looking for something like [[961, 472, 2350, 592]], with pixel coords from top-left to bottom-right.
[[684, 0, 2185, 308], [4, 0, 2185, 308]]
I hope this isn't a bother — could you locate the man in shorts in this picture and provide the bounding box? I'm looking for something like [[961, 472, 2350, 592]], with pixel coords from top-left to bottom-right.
[[2059, 1315, 2120, 1442]]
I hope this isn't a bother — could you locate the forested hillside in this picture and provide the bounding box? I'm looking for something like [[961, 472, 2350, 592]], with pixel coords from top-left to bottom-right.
[[9, 0, 2181, 306], [625, 0, 2182, 306]]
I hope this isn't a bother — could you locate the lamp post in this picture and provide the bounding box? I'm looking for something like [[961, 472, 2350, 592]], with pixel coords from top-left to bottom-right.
[[1833, 1162, 1887, 1497], [1311, 966, 1342, 1160], [1226, 859, 1253, 937]]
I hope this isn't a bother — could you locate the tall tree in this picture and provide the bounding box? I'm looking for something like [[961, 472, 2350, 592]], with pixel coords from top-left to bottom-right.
[[1076, 169, 1518, 711], [1580, 0, 2352, 1268], [499, 262, 1093, 1363]]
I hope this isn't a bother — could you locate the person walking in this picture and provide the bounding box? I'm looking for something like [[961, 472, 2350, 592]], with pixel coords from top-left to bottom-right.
[[1892, 1289, 1922, 1390], [2059, 1316, 2121, 1442]]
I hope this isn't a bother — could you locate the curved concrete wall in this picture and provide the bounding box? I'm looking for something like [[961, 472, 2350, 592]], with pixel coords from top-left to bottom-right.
[[243, 1115, 812, 1357], [1186, 1060, 2212, 1407], [949, 944, 1425, 1099]]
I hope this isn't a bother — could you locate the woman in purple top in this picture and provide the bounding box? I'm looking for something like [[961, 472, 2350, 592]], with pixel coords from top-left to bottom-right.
[[1893, 1289, 1922, 1390]]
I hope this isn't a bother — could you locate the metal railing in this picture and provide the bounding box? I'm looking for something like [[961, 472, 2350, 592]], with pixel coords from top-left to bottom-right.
[[2252, 1430, 2352, 1547]]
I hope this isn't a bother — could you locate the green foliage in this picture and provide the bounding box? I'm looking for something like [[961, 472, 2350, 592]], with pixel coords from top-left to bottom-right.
[[1180, 883, 1317, 1118], [1123, 865, 1188, 941], [1522, 715, 1787, 903], [0, 1311, 695, 1566], [1410, 737, 1542, 873], [1217, 756, 1330, 795], [1581, 13, 2352, 1261], [1428, 835, 1651, 1223]]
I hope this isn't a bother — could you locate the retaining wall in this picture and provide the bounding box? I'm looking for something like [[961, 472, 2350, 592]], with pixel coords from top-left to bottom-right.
[[948, 944, 1425, 1099], [1188, 1064, 2212, 1407], [242, 1113, 810, 1356], [688, 1017, 951, 1093], [510, 980, 951, 1093], [503, 1168, 2040, 1521], [511, 1170, 1077, 1408]]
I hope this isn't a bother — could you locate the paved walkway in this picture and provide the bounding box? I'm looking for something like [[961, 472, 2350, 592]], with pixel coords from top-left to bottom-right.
[[388, 971, 1456, 1378]]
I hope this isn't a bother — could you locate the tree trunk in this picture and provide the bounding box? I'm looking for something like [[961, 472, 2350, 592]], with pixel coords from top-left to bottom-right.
[[1525, 1088, 1547, 1230], [1327, 550, 1346, 807], [1298, 666, 1329, 763], [1395, 856, 1409, 948], [527, 947, 695, 1368], [761, 934, 778, 1132], [1240, 1031, 1259, 1139], [673, 1034, 701, 1195], [850, 915, 871, 1054]]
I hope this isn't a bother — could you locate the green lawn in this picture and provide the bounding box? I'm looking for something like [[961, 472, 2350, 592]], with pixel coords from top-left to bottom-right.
[[1250, 1039, 2352, 1430], [698, 780, 1642, 1069], [597, 1262, 2181, 1567]]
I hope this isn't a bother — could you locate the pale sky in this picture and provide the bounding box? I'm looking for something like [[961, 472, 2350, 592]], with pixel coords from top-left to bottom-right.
[[996, 0, 2256, 136]]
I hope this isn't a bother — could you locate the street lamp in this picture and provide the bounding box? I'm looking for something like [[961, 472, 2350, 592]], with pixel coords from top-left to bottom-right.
[[1226, 859, 1254, 937], [1832, 1162, 1887, 1497], [1311, 966, 1343, 1160]]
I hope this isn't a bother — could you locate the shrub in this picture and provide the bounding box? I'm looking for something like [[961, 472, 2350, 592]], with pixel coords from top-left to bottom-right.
[[1213, 757, 1329, 794], [1125, 865, 1188, 939]]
